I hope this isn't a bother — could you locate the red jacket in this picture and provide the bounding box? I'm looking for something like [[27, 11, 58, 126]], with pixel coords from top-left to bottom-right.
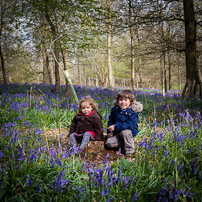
[[68, 110, 104, 141]]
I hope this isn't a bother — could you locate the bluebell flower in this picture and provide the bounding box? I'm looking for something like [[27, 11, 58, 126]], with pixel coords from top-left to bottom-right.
[[104, 111, 108, 120], [163, 150, 168, 158], [190, 160, 197, 174], [88, 167, 94, 176], [0, 151, 3, 159], [132, 192, 138, 201], [27, 175, 33, 186]]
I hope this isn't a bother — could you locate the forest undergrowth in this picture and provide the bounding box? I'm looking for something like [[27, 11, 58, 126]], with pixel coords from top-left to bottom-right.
[[0, 83, 202, 201]]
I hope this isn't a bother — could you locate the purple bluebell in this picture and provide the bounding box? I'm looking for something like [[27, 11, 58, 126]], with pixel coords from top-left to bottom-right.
[[27, 175, 33, 186]]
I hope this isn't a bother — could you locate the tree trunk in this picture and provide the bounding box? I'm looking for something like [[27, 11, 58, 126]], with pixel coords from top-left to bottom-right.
[[77, 58, 82, 85], [0, 2, 7, 84], [161, 54, 165, 96], [60, 46, 70, 98], [107, 0, 114, 89], [54, 47, 60, 92], [45, 3, 60, 92], [178, 64, 181, 91], [43, 49, 48, 84], [45, 48, 52, 85], [168, 51, 172, 91], [96, 75, 99, 86], [163, 51, 167, 92], [182, 0, 201, 98], [0, 45, 7, 84], [83, 66, 86, 85], [129, 0, 136, 91], [139, 57, 143, 88]]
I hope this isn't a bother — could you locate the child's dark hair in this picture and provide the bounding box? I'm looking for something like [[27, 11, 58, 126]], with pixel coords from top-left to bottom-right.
[[78, 96, 98, 111], [116, 89, 135, 105]]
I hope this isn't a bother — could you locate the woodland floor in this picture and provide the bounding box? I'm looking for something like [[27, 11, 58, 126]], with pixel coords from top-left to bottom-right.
[[42, 127, 143, 166]]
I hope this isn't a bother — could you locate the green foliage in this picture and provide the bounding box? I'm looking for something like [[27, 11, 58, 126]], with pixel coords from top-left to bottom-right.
[[1, 83, 202, 201]]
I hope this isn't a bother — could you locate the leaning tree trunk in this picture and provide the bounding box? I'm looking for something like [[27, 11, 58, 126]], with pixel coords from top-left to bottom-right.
[[182, 0, 201, 98]]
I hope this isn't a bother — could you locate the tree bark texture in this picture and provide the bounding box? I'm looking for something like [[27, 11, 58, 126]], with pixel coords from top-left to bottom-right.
[[0, 45, 7, 84], [168, 51, 172, 91], [139, 57, 143, 88], [44, 49, 52, 85], [178, 65, 181, 91], [60, 46, 70, 98], [0, 2, 7, 84], [129, 0, 136, 91], [45, 2, 60, 92], [107, 0, 114, 88], [43, 50, 48, 84], [161, 54, 165, 96], [163, 51, 167, 93], [182, 0, 201, 98], [54, 46, 60, 92]]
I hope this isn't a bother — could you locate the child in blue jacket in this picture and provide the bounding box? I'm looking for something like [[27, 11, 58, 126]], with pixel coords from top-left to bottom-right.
[[105, 89, 143, 157]]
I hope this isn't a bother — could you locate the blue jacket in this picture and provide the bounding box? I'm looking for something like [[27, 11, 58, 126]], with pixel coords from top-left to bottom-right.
[[107, 101, 143, 137]]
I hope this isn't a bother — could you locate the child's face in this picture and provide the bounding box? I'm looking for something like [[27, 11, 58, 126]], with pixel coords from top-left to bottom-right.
[[118, 97, 131, 109], [80, 102, 93, 115]]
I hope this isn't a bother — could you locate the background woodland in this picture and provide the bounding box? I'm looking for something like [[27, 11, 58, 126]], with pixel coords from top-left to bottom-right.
[[1, 0, 202, 97]]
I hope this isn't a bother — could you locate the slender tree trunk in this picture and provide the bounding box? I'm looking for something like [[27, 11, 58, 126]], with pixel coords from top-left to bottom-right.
[[45, 3, 60, 92], [83, 66, 86, 85], [168, 51, 172, 91], [182, 0, 201, 98], [54, 47, 60, 92], [107, 27, 113, 87], [96, 75, 98, 86], [139, 59, 143, 88], [77, 58, 82, 85], [0, 45, 6, 84], [0, 3, 7, 84], [45, 49, 52, 85], [129, 0, 136, 91], [60, 46, 70, 98], [161, 54, 165, 96], [105, 75, 108, 87], [43, 49, 48, 84], [163, 51, 167, 92], [106, 0, 114, 88], [178, 64, 181, 91]]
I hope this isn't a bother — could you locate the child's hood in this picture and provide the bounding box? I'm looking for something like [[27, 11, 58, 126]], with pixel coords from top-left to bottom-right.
[[113, 100, 143, 113]]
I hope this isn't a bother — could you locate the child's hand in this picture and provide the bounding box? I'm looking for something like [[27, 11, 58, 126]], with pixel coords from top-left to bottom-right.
[[107, 133, 113, 138], [108, 125, 115, 132]]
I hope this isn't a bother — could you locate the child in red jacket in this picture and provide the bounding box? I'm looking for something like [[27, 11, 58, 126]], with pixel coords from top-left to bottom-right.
[[68, 96, 103, 153]]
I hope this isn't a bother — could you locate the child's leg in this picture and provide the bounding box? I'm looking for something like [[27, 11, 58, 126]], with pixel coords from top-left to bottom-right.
[[105, 134, 119, 148], [119, 130, 135, 154], [80, 132, 91, 150], [69, 133, 77, 148]]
